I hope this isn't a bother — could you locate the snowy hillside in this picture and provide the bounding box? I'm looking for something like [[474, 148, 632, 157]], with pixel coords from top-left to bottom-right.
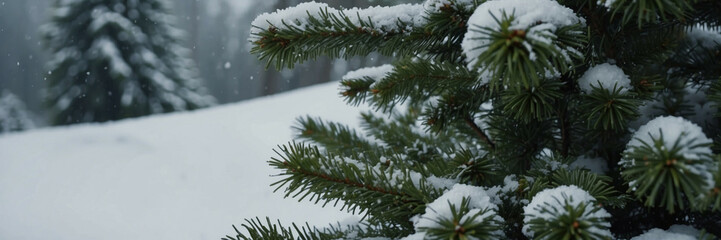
[[0, 82, 363, 240]]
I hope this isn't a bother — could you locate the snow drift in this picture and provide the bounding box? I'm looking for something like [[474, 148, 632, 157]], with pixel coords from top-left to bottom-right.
[[0, 82, 362, 240]]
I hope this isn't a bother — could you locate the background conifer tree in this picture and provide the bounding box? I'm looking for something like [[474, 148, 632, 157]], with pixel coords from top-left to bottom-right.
[[43, 0, 215, 125], [0, 90, 36, 133], [228, 0, 721, 239]]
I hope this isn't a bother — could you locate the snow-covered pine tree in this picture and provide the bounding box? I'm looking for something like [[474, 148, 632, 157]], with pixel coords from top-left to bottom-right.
[[0, 90, 36, 133], [227, 0, 721, 239], [42, 0, 215, 125]]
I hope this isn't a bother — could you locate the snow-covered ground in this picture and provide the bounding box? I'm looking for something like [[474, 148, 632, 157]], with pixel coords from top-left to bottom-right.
[[0, 82, 362, 240]]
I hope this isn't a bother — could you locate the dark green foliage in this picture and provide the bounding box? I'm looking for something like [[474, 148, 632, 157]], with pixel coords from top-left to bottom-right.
[[295, 116, 380, 159], [604, 0, 695, 27], [269, 142, 445, 229], [422, 1, 481, 62], [223, 217, 340, 240], [234, 0, 721, 238], [551, 169, 621, 206], [501, 79, 564, 123], [252, 8, 431, 69], [373, 59, 477, 111], [449, 149, 498, 186], [581, 85, 640, 132], [702, 160, 721, 212]]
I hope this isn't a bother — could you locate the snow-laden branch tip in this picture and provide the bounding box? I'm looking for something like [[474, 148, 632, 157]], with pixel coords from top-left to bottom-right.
[[523, 185, 611, 238], [249, 2, 426, 42], [622, 116, 715, 189], [341, 64, 394, 82], [578, 63, 633, 94], [461, 0, 586, 79]]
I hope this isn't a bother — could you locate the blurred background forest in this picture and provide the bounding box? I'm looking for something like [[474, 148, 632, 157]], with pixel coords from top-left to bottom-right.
[[0, 0, 404, 128]]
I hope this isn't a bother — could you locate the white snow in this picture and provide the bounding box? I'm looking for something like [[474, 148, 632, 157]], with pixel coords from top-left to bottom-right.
[[461, 0, 585, 76], [667, 225, 701, 237], [522, 185, 611, 238], [423, 0, 477, 12], [598, 0, 617, 8], [249, 2, 426, 41], [413, 184, 502, 233], [630, 228, 696, 240], [0, 82, 364, 240], [687, 27, 721, 49], [341, 64, 394, 81], [622, 116, 716, 190], [91, 37, 132, 77], [578, 63, 632, 94], [626, 116, 711, 155], [340, 157, 455, 191]]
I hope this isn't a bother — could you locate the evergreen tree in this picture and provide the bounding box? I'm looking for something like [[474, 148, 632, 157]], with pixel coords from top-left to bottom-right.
[[0, 90, 36, 133], [42, 0, 215, 125], [228, 0, 721, 239]]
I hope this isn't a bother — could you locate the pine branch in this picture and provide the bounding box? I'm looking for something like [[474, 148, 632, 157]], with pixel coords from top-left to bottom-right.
[[500, 79, 564, 123], [449, 149, 499, 186], [615, 23, 686, 67], [467, 11, 586, 89], [689, 0, 721, 28], [417, 198, 504, 239], [604, 0, 696, 27], [223, 217, 339, 240], [486, 115, 556, 172], [250, 5, 449, 69], [294, 116, 381, 161], [464, 117, 496, 150], [421, 0, 481, 63], [341, 58, 478, 112], [666, 37, 721, 83], [269, 142, 449, 227], [551, 169, 622, 207], [423, 84, 492, 133], [581, 84, 641, 132]]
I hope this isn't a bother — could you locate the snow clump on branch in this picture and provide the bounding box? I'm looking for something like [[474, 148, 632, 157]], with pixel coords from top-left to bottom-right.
[[578, 63, 633, 94], [461, 0, 586, 83], [523, 185, 612, 239], [249, 1, 426, 42]]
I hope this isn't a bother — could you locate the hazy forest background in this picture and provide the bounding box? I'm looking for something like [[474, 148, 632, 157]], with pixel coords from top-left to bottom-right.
[[0, 0, 403, 126]]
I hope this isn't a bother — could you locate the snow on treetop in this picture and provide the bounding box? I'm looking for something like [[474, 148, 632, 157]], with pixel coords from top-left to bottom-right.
[[249, 1, 425, 41], [522, 185, 611, 238], [627, 116, 712, 160], [341, 64, 393, 82], [414, 184, 502, 231], [461, 0, 585, 76], [578, 63, 632, 94]]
